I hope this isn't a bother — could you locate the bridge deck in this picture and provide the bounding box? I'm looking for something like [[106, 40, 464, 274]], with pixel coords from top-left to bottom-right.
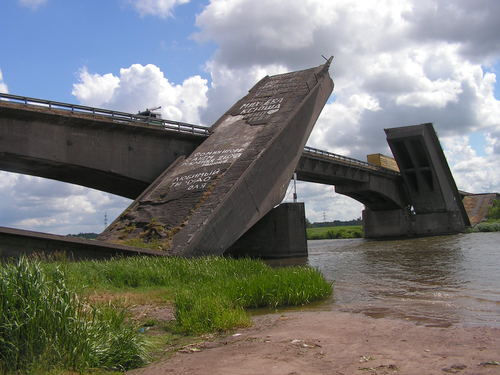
[[0, 93, 210, 136], [0, 93, 399, 189]]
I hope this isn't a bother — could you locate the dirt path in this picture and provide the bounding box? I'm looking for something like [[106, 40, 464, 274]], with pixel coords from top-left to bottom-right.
[[130, 311, 500, 375]]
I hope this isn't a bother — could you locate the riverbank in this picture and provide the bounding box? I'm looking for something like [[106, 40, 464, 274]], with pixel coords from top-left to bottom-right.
[[469, 219, 500, 232], [307, 225, 363, 239], [130, 310, 500, 375], [0, 257, 331, 374]]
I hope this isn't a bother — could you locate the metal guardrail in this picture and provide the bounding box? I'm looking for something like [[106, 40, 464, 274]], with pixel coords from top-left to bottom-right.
[[0, 92, 210, 136], [303, 146, 400, 176]]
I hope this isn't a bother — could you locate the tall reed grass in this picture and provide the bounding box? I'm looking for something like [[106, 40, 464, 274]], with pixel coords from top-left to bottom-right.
[[0, 258, 148, 374]]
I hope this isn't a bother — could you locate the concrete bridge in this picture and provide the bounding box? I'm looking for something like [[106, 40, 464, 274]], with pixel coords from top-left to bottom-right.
[[0, 63, 470, 258], [0, 94, 405, 210]]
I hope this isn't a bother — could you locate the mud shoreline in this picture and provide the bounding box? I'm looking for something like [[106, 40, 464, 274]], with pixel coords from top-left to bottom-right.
[[129, 310, 500, 375]]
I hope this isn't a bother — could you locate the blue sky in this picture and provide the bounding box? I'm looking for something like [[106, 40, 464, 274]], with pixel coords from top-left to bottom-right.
[[1, 0, 500, 234], [1, 0, 213, 102]]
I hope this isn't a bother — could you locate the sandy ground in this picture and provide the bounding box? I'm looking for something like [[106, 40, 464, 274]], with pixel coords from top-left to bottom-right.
[[129, 311, 500, 375]]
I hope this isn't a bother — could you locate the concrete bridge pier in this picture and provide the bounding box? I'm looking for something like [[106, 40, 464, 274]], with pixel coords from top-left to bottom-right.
[[363, 208, 467, 238], [227, 202, 308, 259], [363, 208, 410, 238]]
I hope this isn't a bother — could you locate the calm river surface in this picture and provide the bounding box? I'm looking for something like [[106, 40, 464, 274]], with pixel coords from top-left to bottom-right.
[[301, 233, 500, 327]]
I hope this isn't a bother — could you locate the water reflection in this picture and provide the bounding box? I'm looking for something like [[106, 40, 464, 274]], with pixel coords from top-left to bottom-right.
[[305, 233, 500, 327]]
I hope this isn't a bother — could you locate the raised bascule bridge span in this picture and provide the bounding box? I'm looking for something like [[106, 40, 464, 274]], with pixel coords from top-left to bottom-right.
[[0, 63, 470, 259]]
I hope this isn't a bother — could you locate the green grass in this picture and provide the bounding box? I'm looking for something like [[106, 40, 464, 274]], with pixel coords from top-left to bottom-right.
[[0, 256, 332, 374], [45, 256, 332, 333], [0, 258, 148, 374], [487, 199, 500, 220], [307, 225, 363, 240]]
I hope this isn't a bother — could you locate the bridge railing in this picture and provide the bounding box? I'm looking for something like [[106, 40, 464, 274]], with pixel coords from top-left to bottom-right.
[[0, 92, 211, 136], [303, 146, 400, 176]]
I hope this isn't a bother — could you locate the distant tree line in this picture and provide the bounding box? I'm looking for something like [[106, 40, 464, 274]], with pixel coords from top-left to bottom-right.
[[66, 233, 99, 240], [306, 218, 362, 228]]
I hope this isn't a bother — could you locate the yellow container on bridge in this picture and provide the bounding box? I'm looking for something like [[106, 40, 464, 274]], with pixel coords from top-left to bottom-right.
[[367, 153, 400, 172]]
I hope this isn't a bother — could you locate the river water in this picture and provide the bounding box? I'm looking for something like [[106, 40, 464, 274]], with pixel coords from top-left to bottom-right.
[[297, 233, 500, 327]]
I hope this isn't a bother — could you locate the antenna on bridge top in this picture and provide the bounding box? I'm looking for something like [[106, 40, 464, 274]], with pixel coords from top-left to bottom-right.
[[321, 55, 334, 72], [321, 55, 334, 63]]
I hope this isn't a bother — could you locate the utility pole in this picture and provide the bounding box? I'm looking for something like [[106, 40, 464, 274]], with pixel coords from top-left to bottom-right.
[[293, 173, 297, 203], [104, 212, 108, 229]]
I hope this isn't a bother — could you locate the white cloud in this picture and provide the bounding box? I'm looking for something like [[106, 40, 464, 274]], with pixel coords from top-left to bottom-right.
[[0, 172, 130, 235], [442, 136, 500, 193], [486, 131, 500, 155], [195, 0, 412, 69], [193, 0, 500, 218], [73, 63, 208, 124], [72, 68, 119, 107], [18, 0, 47, 10], [0, 69, 8, 93], [202, 61, 288, 123], [404, 0, 500, 62], [130, 0, 190, 18]]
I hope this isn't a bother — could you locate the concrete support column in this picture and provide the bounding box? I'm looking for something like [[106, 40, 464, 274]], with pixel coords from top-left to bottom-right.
[[363, 208, 411, 238], [363, 208, 467, 238], [227, 203, 308, 259]]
